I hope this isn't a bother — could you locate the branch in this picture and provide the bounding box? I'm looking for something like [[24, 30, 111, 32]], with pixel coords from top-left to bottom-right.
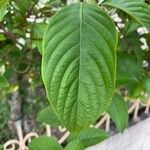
[[0, 23, 23, 47]]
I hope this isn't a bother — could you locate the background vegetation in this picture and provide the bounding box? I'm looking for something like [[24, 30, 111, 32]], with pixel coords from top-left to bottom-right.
[[0, 0, 65, 143]]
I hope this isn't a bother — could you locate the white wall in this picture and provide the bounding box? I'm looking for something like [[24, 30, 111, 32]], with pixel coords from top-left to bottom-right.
[[87, 117, 150, 150]]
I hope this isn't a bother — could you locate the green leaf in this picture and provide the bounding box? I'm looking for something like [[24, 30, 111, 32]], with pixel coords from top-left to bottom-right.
[[0, 0, 8, 9], [0, 63, 5, 76], [126, 82, 143, 98], [0, 144, 3, 150], [103, 0, 150, 31], [116, 53, 142, 85], [28, 136, 63, 150], [37, 106, 62, 127], [32, 23, 47, 54], [32, 40, 43, 54], [0, 0, 9, 21], [118, 31, 144, 72], [107, 93, 128, 132], [0, 76, 9, 89], [42, 3, 117, 131], [0, 34, 6, 41], [68, 128, 109, 147], [143, 76, 150, 95], [64, 140, 85, 150], [145, 33, 150, 48], [123, 21, 141, 35], [14, 0, 31, 14]]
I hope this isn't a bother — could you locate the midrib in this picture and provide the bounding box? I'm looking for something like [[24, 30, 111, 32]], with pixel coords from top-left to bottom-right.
[[75, 2, 83, 128]]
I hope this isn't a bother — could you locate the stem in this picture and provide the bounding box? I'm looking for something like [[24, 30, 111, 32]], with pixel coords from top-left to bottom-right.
[[105, 114, 110, 132], [133, 102, 140, 121], [46, 125, 51, 137]]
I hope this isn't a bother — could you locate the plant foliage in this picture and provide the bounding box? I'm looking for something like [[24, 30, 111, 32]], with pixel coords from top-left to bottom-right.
[[0, 0, 150, 149], [42, 3, 117, 131]]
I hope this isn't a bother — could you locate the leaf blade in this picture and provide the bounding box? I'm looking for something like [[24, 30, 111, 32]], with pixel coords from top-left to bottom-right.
[[32, 23, 47, 54], [68, 128, 109, 147], [0, 76, 9, 89], [37, 106, 62, 127], [143, 76, 150, 95], [116, 53, 142, 85], [64, 140, 85, 150], [107, 93, 128, 132], [103, 0, 150, 31], [0, 0, 9, 21], [28, 136, 63, 150], [42, 3, 117, 130]]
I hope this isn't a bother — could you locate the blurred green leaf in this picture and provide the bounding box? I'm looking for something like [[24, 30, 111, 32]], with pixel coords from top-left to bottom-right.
[[37, 106, 61, 127], [0, 76, 9, 89], [4, 68, 14, 80], [0, 0, 9, 21], [145, 33, 150, 49], [29, 136, 63, 150], [0, 63, 5, 76], [68, 128, 109, 147], [118, 31, 144, 69], [32, 23, 47, 39], [126, 82, 143, 98], [0, 34, 6, 41], [14, 0, 31, 14], [143, 76, 150, 95], [32, 22, 47, 54], [107, 93, 128, 132], [123, 21, 141, 35], [0, 144, 3, 150], [103, 0, 150, 31], [64, 140, 85, 150], [116, 53, 142, 85]]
